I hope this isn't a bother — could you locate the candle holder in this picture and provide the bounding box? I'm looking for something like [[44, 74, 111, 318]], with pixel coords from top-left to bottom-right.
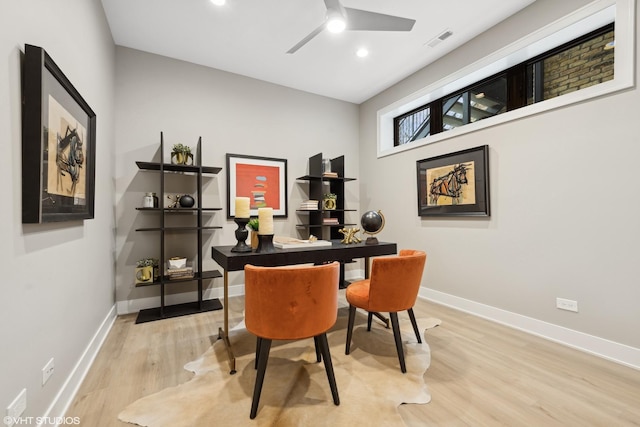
[[231, 217, 251, 253], [256, 234, 275, 253]]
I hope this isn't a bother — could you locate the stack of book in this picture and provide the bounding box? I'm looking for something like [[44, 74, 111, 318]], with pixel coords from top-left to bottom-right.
[[322, 218, 339, 225], [322, 171, 338, 178], [167, 266, 194, 280], [299, 200, 319, 210]]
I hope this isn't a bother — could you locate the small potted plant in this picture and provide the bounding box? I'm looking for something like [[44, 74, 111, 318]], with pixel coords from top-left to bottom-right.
[[171, 143, 193, 165], [248, 218, 259, 249], [135, 257, 159, 284]]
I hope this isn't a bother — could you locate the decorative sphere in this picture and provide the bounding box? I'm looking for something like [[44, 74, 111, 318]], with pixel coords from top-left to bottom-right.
[[361, 210, 384, 234], [179, 194, 195, 208]]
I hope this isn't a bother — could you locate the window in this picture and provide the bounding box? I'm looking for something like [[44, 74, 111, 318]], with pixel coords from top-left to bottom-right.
[[378, 1, 634, 158], [528, 27, 614, 104], [394, 105, 431, 145], [443, 75, 508, 132], [394, 24, 614, 146]]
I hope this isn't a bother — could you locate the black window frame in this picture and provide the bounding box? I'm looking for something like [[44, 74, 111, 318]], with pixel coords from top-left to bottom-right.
[[393, 23, 614, 147]]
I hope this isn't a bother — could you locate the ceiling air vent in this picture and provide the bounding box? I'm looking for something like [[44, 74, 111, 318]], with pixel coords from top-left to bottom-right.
[[426, 29, 453, 48]]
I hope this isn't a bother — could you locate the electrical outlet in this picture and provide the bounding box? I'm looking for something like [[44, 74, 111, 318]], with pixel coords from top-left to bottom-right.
[[42, 358, 54, 385], [6, 388, 27, 426], [556, 297, 578, 312]]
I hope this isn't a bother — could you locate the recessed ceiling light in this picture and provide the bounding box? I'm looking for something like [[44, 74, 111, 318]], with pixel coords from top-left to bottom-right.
[[210, 0, 226, 6], [356, 48, 369, 58]]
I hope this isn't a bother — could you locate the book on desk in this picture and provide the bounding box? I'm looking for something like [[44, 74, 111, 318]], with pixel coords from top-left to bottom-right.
[[273, 236, 332, 249]]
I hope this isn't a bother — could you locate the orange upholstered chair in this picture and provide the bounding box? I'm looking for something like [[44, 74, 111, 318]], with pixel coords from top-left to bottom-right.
[[345, 249, 426, 373], [244, 261, 341, 419]]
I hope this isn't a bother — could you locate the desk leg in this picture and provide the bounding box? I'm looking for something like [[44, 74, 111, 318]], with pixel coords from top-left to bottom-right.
[[217, 270, 237, 374], [365, 257, 389, 328]]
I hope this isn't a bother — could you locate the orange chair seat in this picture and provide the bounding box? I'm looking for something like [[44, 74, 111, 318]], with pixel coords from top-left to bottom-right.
[[344, 279, 370, 310]]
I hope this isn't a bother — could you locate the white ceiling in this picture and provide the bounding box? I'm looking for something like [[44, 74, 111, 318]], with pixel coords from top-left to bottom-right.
[[101, 0, 537, 104]]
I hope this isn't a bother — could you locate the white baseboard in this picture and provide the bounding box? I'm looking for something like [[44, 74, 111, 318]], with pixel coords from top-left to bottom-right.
[[117, 269, 365, 315], [40, 304, 117, 426], [419, 288, 640, 370], [116, 284, 246, 315]]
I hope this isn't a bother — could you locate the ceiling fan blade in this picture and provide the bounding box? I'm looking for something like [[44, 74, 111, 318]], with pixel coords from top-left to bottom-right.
[[286, 21, 327, 54], [344, 7, 416, 31], [323, 0, 342, 11]]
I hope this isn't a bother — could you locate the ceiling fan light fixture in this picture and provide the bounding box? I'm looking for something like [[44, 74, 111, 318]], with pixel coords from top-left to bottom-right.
[[286, 0, 415, 54], [326, 9, 346, 33]]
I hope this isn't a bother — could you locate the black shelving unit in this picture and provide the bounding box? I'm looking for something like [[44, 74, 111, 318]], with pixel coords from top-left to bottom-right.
[[296, 153, 356, 240], [134, 132, 223, 323]]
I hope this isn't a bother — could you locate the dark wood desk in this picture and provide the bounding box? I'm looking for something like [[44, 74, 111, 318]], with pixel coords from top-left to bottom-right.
[[211, 240, 397, 373]]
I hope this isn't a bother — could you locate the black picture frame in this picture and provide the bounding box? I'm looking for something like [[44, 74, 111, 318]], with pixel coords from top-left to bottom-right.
[[226, 153, 288, 219], [22, 44, 96, 223], [416, 145, 490, 217]]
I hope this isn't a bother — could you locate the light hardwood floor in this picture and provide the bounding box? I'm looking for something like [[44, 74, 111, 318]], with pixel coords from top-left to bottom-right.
[[67, 294, 640, 426]]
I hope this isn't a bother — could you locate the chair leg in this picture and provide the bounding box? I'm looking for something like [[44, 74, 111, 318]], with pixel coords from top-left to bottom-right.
[[250, 338, 272, 419], [254, 336, 262, 369], [345, 304, 356, 355], [408, 308, 422, 344], [389, 312, 406, 373], [313, 336, 322, 362], [367, 312, 373, 331], [317, 333, 340, 405]]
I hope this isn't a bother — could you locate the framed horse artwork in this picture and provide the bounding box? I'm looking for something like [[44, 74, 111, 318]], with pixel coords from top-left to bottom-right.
[[416, 145, 490, 217], [22, 44, 96, 223]]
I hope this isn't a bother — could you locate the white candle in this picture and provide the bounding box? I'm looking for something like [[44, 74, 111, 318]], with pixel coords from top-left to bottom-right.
[[258, 207, 274, 235], [235, 197, 250, 218]]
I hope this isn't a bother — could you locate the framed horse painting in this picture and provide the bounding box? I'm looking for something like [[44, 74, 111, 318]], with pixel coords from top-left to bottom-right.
[[22, 44, 96, 223], [416, 145, 490, 217]]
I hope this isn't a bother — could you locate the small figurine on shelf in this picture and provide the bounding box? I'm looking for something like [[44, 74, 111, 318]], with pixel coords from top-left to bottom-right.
[[167, 194, 180, 208], [339, 227, 361, 244], [171, 143, 193, 165]]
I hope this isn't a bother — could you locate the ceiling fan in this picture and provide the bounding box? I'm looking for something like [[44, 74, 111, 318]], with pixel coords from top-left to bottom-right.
[[286, 0, 416, 54]]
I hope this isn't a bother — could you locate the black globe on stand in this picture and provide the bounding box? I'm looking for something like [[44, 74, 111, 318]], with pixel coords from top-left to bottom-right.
[[361, 210, 385, 245]]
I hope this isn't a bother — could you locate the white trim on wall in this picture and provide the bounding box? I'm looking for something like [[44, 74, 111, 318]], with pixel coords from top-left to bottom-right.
[[420, 288, 640, 370], [41, 305, 117, 425], [117, 268, 366, 315], [377, 0, 635, 158]]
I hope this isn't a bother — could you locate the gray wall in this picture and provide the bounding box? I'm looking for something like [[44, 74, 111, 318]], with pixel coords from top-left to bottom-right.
[[0, 0, 116, 420], [359, 0, 640, 351], [114, 47, 360, 313]]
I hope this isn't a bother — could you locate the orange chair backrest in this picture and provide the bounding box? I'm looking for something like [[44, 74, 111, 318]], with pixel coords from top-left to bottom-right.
[[367, 249, 426, 312], [244, 262, 340, 340]]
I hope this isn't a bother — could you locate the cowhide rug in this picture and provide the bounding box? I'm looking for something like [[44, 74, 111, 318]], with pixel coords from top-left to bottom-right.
[[119, 305, 441, 426]]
